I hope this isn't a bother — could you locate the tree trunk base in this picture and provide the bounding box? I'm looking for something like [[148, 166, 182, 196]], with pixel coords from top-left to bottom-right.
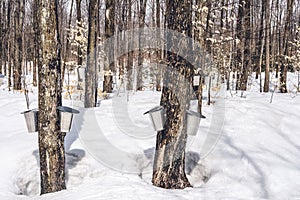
[[103, 75, 113, 93], [152, 169, 192, 189]]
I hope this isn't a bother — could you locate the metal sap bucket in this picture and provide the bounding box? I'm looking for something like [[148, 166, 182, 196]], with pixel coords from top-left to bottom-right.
[[144, 106, 165, 131], [21, 109, 38, 133], [186, 110, 206, 136], [57, 106, 80, 132]]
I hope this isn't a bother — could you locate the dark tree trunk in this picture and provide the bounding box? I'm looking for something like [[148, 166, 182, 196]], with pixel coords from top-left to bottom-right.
[[32, 0, 39, 87], [103, 0, 115, 93], [263, 0, 271, 92], [194, 0, 203, 110], [62, 0, 74, 83], [240, 0, 250, 91], [280, 0, 294, 93], [13, 0, 23, 90], [136, 0, 147, 91], [0, 0, 2, 74], [197, 75, 203, 114], [155, 0, 162, 91], [235, 0, 244, 91], [1, 0, 5, 75], [255, 0, 265, 81], [76, 0, 83, 90], [126, 0, 133, 90], [7, 0, 12, 90], [37, 0, 65, 195], [152, 0, 193, 189], [204, 1, 212, 53], [85, 0, 98, 107]]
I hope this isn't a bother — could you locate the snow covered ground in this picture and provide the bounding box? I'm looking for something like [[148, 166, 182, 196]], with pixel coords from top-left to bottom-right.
[[0, 73, 300, 199]]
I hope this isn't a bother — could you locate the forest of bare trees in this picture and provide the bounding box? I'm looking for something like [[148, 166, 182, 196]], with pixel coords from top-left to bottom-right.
[[0, 0, 299, 95], [1, 0, 300, 195]]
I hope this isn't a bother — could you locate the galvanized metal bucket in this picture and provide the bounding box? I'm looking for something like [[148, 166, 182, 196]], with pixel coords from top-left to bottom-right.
[[186, 110, 206, 136], [57, 106, 80, 133], [144, 106, 165, 131], [21, 109, 38, 133]]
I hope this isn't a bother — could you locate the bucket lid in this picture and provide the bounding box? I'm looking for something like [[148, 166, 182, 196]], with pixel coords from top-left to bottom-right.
[[186, 110, 206, 119], [144, 106, 164, 115], [20, 108, 38, 114], [57, 106, 80, 114]]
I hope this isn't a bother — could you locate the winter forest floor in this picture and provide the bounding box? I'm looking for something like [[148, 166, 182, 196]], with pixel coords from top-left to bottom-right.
[[0, 73, 300, 200]]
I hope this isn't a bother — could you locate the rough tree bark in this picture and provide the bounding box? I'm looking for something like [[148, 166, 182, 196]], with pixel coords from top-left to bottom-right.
[[103, 0, 115, 93], [194, 0, 203, 113], [155, 0, 162, 91], [136, 0, 147, 91], [76, 0, 83, 90], [62, 0, 74, 82], [152, 0, 193, 189], [280, 0, 294, 93], [37, 0, 65, 194], [13, 0, 23, 90], [85, 0, 98, 107], [32, 0, 39, 86], [0, 0, 2, 74], [263, 0, 271, 92], [240, 0, 250, 91], [235, 0, 244, 90], [7, 0, 12, 90], [126, 0, 134, 90]]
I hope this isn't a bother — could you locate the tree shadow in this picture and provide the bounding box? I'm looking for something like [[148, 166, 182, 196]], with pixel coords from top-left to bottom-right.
[[223, 136, 269, 199], [32, 148, 86, 185], [185, 151, 200, 174], [143, 148, 209, 183], [65, 149, 86, 183]]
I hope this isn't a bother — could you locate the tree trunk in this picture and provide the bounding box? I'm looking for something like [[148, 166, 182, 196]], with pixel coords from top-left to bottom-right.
[[76, 0, 83, 90], [13, 0, 23, 90], [32, 0, 39, 87], [1, 0, 5, 75], [240, 0, 250, 91], [62, 0, 74, 83], [37, 0, 65, 194], [264, 0, 271, 92], [235, 0, 244, 90], [136, 0, 147, 91], [0, 0, 2, 74], [280, 0, 294, 93], [197, 75, 203, 114], [205, 1, 212, 54], [7, 0, 12, 90], [155, 0, 162, 91], [85, 0, 98, 107], [103, 0, 115, 93], [152, 0, 193, 189], [126, 0, 133, 90]]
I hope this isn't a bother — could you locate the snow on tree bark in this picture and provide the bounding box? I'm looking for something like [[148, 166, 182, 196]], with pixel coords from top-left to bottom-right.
[[152, 0, 193, 189], [103, 0, 115, 93], [85, 0, 98, 108], [36, 0, 65, 194]]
